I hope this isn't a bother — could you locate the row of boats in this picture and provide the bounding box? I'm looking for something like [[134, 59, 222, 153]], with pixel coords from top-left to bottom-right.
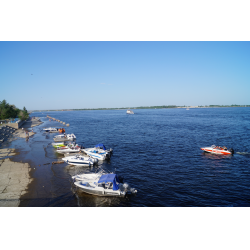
[[44, 127, 137, 197]]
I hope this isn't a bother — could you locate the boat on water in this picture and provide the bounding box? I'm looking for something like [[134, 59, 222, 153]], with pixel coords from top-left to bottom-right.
[[56, 143, 81, 154], [126, 109, 134, 114], [73, 171, 137, 197], [82, 143, 113, 161], [72, 169, 106, 182], [43, 127, 58, 133], [53, 133, 76, 141], [52, 142, 65, 148], [62, 154, 98, 166], [201, 145, 234, 155]]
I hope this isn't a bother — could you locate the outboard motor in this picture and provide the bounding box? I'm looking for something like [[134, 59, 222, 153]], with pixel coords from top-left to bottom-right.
[[228, 148, 234, 154]]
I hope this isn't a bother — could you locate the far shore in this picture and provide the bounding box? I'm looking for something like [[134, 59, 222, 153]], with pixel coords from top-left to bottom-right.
[[29, 105, 250, 112]]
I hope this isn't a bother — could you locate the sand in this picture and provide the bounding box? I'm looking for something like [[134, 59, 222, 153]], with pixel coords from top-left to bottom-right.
[[0, 117, 43, 207]]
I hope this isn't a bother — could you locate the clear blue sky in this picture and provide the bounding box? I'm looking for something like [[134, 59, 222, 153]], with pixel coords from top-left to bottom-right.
[[0, 42, 249, 110]]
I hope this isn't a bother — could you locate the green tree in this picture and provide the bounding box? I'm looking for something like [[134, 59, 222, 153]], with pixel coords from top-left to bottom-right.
[[18, 106, 29, 121]]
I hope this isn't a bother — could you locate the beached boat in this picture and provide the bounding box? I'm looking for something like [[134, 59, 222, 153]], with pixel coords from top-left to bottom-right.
[[62, 154, 98, 166], [126, 109, 134, 114], [52, 142, 65, 148], [43, 127, 58, 133], [201, 145, 234, 155], [53, 133, 76, 141], [73, 171, 137, 197], [72, 169, 106, 182], [82, 143, 113, 161], [56, 143, 81, 154]]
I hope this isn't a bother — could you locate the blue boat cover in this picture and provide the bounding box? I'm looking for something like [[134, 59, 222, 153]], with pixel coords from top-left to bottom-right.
[[95, 143, 106, 150], [98, 174, 120, 190]]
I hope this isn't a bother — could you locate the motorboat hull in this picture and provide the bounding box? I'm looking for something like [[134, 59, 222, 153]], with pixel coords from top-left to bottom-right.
[[52, 142, 65, 148], [62, 155, 98, 166], [82, 149, 107, 160], [53, 134, 76, 142], [43, 127, 58, 133], [201, 147, 233, 155], [82, 147, 113, 161], [56, 147, 81, 154], [74, 181, 126, 197]]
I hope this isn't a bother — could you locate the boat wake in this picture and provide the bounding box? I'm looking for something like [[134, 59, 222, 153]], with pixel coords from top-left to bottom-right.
[[236, 152, 250, 155], [119, 183, 137, 194]]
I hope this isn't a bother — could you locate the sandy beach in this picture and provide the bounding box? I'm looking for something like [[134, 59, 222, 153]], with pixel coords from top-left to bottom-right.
[[0, 117, 43, 207]]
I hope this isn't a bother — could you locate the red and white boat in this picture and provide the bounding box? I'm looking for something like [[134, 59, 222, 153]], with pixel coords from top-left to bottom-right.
[[201, 145, 234, 155]]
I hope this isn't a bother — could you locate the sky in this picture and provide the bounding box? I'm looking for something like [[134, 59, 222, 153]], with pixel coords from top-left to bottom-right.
[[1, 41, 250, 110]]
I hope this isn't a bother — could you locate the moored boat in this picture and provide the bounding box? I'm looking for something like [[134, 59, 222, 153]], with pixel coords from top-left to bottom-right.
[[73, 172, 137, 197], [201, 145, 234, 155], [82, 143, 113, 160], [62, 154, 98, 166], [56, 143, 81, 154], [52, 142, 65, 148], [53, 133, 76, 141], [43, 127, 58, 133]]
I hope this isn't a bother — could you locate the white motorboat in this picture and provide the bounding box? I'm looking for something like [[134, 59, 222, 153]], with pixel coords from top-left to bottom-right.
[[62, 154, 98, 166], [43, 127, 58, 133], [73, 171, 137, 197], [201, 145, 234, 155], [53, 133, 76, 141], [56, 143, 81, 154], [126, 109, 134, 114], [82, 143, 113, 161], [72, 169, 106, 182]]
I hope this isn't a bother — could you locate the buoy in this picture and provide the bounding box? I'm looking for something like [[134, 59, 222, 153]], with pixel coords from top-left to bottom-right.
[[66, 124, 69, 126]]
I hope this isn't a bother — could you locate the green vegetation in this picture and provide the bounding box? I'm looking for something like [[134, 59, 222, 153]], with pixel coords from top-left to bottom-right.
[[0, 99, 29, 121], [18, 106, 29, 121]]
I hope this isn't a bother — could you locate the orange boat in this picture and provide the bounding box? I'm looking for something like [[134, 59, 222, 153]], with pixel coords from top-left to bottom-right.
[[58, 128, 65, 133]]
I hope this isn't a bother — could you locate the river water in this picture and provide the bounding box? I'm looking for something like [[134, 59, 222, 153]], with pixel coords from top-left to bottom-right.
[[11, 108, 250, 206]]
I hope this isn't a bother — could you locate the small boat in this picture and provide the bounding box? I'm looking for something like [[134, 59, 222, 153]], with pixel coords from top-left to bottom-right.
[[62, 154, 98, 166], [43, 127, 58, 133], [52, 142, 65, 148], [56, 143, 81, 154], [126, 109, 134, 114], [53, 133, 76, 141], [72, 169, 106, 182], [201, 145, 234, 155], [52, 141, 76, 148], [73, 171, 137, 197], [82, 143, 113, 161]]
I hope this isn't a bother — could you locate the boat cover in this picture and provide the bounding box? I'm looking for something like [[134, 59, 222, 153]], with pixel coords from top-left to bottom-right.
[[98, 174, 120, 190], [95, 143, 106, 150]]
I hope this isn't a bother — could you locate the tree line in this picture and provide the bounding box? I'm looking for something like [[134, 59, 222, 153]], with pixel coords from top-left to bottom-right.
[[0, 99, 29, 121]]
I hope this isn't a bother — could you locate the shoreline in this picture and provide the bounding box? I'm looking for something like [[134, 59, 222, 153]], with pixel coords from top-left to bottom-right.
[[0, 117, 43, 207]]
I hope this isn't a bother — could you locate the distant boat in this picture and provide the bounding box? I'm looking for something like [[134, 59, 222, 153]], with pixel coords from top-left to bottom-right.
[[186, 108, 189, 110], [126, 109, 134, 114]]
